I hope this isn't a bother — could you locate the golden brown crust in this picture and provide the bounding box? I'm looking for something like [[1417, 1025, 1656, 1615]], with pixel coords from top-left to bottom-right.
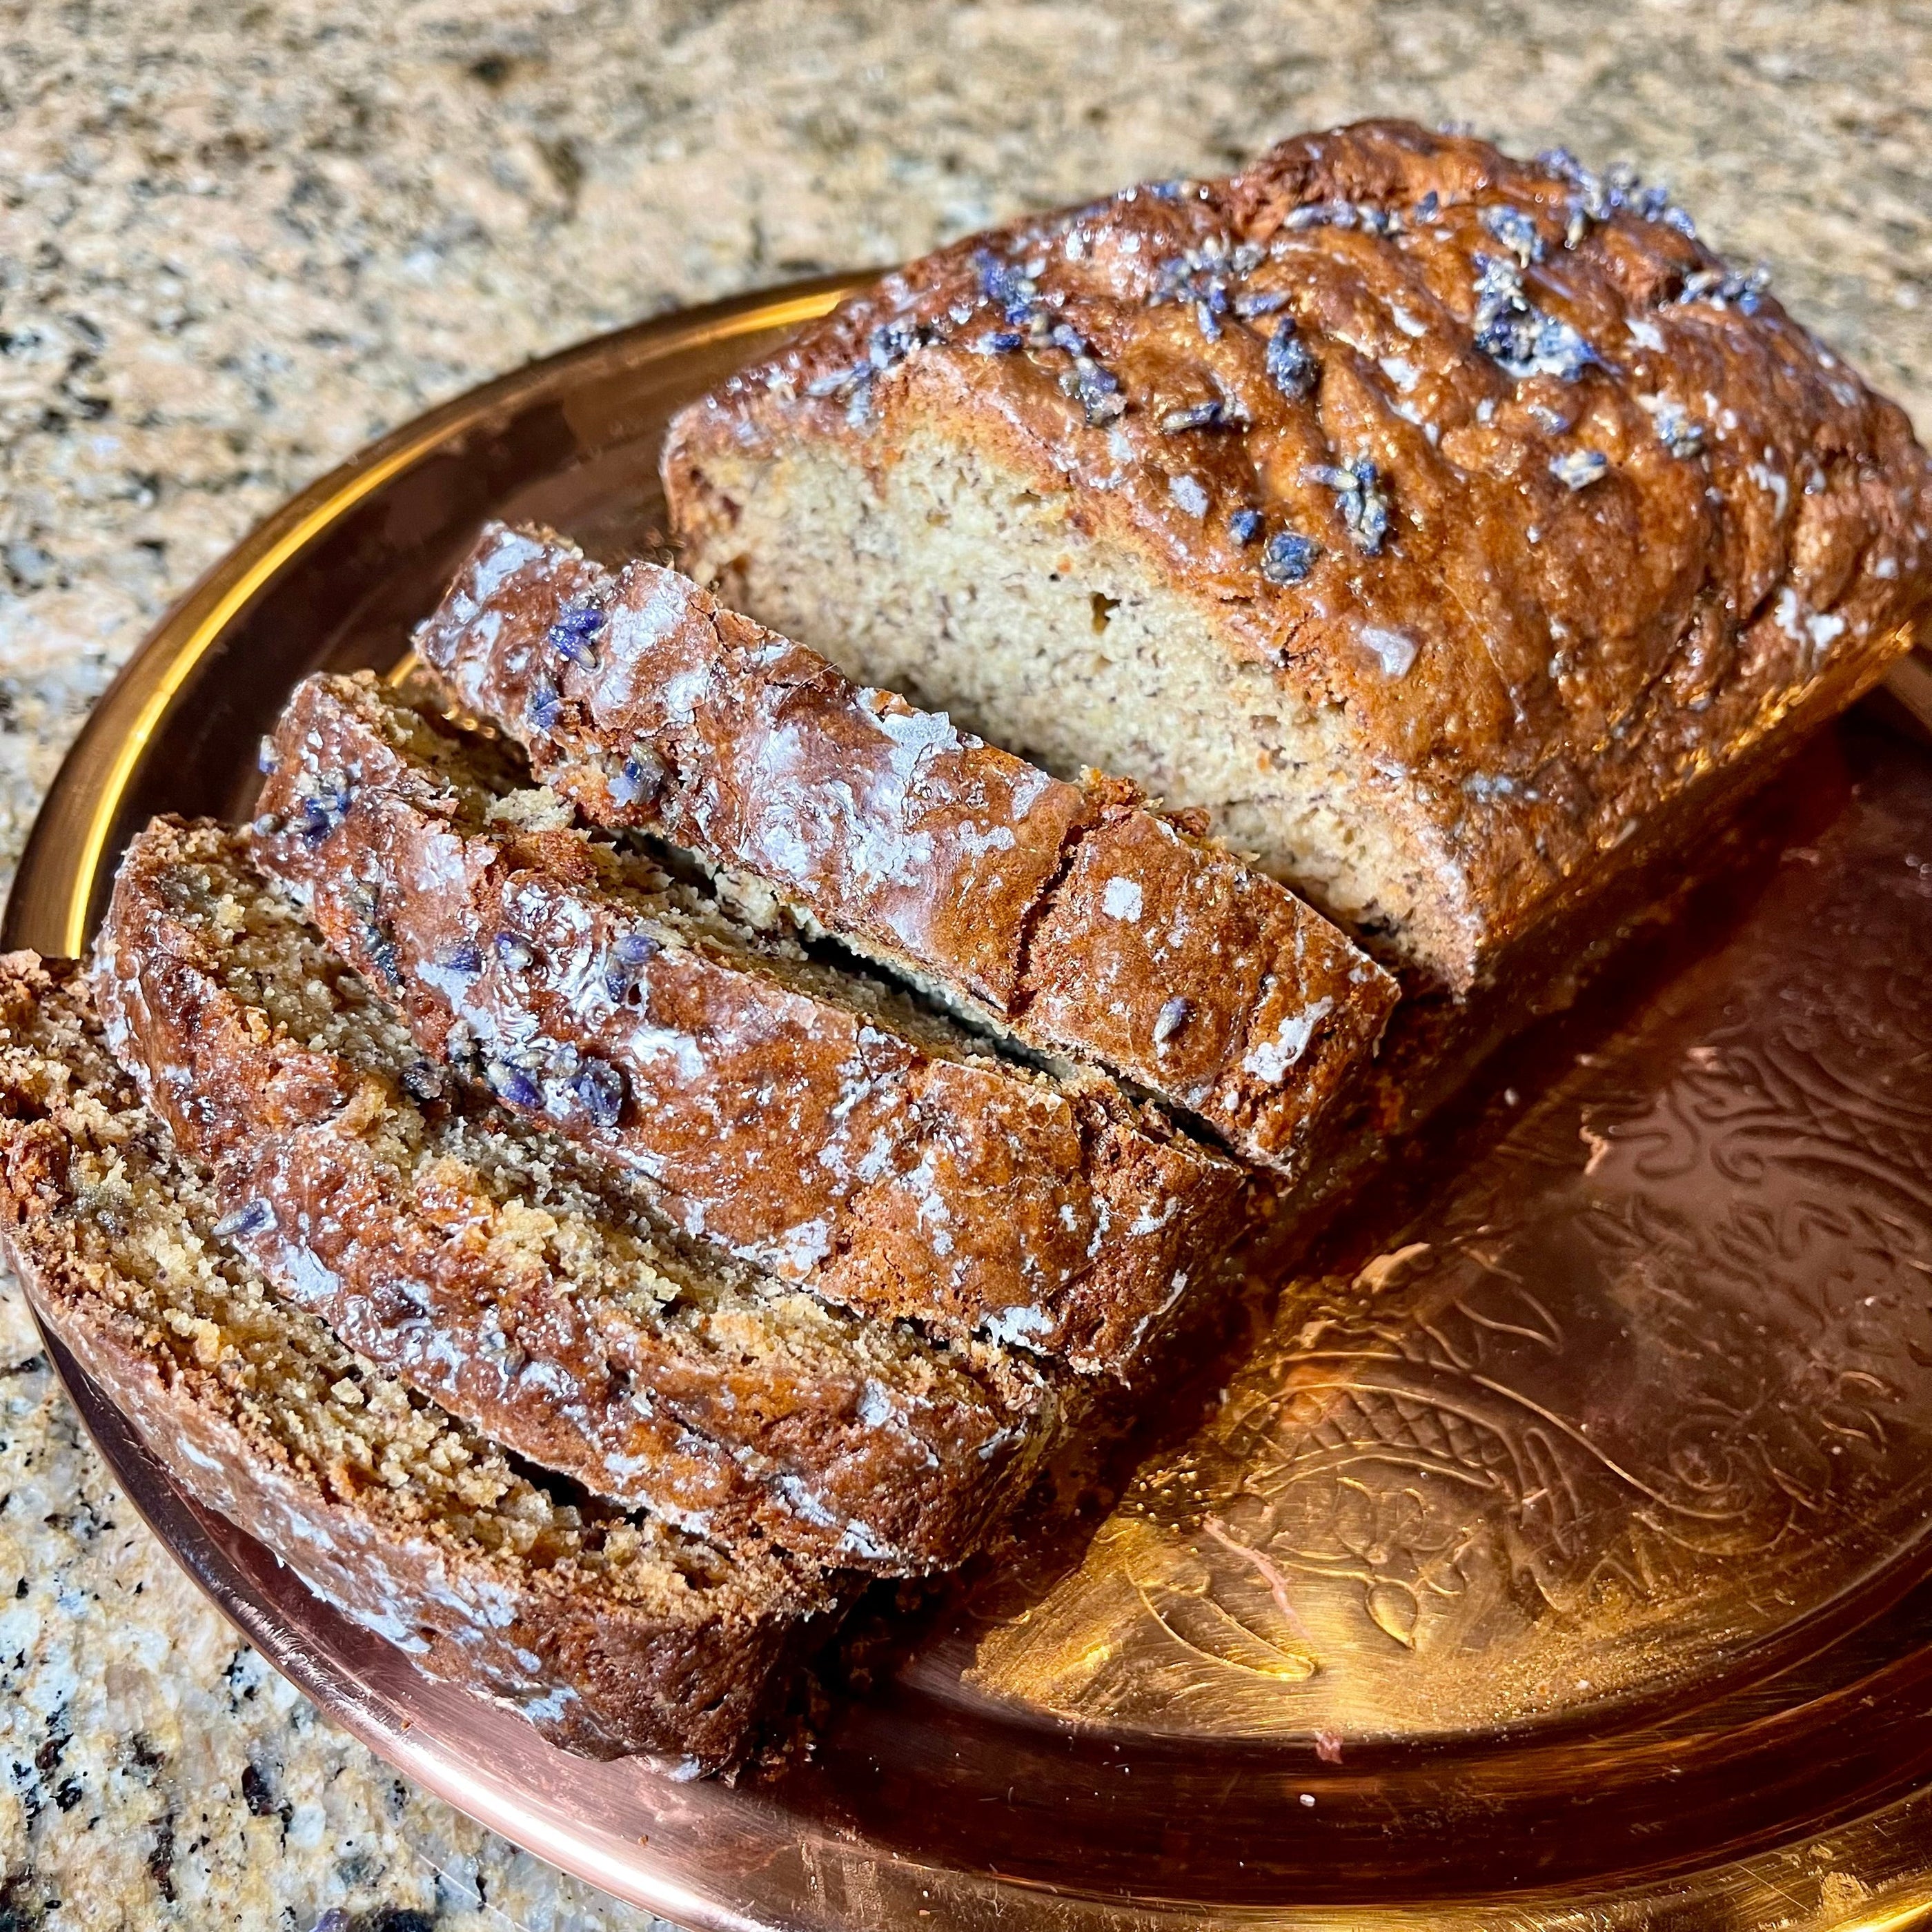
[[662, 118, 1932, 989], [0, 954, 811, 1768], [255, 670, 1246, 1374], [413, 524, 1395, 1176], [90, 818, 1047, 1568]]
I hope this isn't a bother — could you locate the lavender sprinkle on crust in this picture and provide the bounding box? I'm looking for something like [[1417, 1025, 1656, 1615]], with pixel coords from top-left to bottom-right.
[[616, 930, 660, 967], [494, 932, 536, 970], [1673, 263, 1771, 315], [1471, 252, 1601, 383], [573, 1058, 627, 1130], [296, 785, 353, 847], [609, 749, 665, 808], [257, 738, 279, 776], [1261, 530, 1319, 584], [1160, 400, 1226, 433], [548, 604, 607, 664], [1550, 448, 1609, 490], [1309, 457, 1390, 555], [444, 940, 482, 975], [1265, 317, 1319, 400], [1482, 204, 1544, 264], [527, 678, 562, 733], [1229, 507, 1264, 544], [213, 1199, 275, 1242], [1641, 394, 1706, 459], [1153, 996, 1191, 1045], [489, 1063, 543, 1112]]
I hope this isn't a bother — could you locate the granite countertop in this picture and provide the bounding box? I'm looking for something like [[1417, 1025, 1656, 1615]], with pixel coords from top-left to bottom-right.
[[1, 2, 1929, 1925]]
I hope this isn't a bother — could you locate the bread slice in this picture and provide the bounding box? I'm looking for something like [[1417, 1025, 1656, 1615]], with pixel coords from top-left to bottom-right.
[[250, 672, 1241, 1376], [413, 525, 1397, 1180], [0, 954, 818, 1767], [92, 818, 1056, 1571], [660, 119, 1932, 996]]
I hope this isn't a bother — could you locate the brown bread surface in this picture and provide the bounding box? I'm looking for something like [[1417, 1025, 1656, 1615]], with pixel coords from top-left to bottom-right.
[[414, 525, 1397, 1179], [660, 119, 1932, 995], [0, 954, 814, 1767], [253, 673, 1243, 1375], [92, 817, 1053, 1569]]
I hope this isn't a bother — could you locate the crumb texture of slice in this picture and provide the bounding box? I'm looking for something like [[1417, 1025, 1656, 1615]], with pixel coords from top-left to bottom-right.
[[0, 952, 812, 1768], [252, 673, 1244, 1370], [413, 524, 1396, 1176], [90, 817, 1051, 1569], [659, 118, 1932, 994]]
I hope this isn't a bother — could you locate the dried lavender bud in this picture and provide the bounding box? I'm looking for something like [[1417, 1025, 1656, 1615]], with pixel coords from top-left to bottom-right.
[[1265, 318, 1318, 400], [1674, 262, 1770, 315], [1310, 457, 1390, 554], [213, 1199, 275, 1241], [361, 923, 402, 989], [1641, 395, 1706, 459], [1228, 507, 1264, 544], [974, 247, 1036, 317], [1470, 249, 1604, 383], [1066, 358, 1125, 426], [489, 1063, 542, 1111], [609, 748, 665, 809], [1481, 204, 1544, 264], [573, 1058, 627, 1130], [443, 940, 482, 975], [1153, 996, 1192, 1045], [616, 930, 660, 966], [1160, 400, 1225, 433], [257, 737, 279, 776], [494, 932, 535, 970], [805, 361, 871, 398], [548, 603, 606, 665], [869, 319, 925, 370], [526, 678, 562, 733], [1232, 288, 1289, 318], [1261, 530, 1319, 584], [1550, 448, 1609, 490], [297, 785, 353, 847]]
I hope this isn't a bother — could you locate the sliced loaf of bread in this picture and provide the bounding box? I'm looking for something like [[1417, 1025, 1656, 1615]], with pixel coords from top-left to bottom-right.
[[413, 523, 1397, 1181], [92, 818, 1054, 1571], [659, 122, 1932, 996], [0, 954, 818, 1767], [251, 671, 1241, 1377]]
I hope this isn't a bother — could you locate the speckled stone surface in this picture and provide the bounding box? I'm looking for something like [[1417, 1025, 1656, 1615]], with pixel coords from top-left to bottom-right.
[[0, 1, 1929, 1924]]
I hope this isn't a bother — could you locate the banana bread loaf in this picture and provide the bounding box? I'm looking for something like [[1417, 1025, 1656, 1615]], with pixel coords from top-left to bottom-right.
[[413, 526, 1397, 1179], [0, 954, 818, 1767], [662, 119, 1932, 996], [92, 818, 1056, 1571], [252, 672, 1242, 1376]]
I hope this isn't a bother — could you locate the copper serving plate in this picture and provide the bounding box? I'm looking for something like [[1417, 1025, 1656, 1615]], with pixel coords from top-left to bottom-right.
[[12, 279, 1932, 1931]]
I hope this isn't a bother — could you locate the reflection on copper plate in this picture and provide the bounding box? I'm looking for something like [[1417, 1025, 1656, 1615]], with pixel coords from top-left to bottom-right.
[[11, 277, 1932, 1931]]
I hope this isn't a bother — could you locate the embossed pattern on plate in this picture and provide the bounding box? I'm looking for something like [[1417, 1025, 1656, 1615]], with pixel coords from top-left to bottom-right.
[[10, 280, 1932, 1930], [965, 744, 1932, 1744]]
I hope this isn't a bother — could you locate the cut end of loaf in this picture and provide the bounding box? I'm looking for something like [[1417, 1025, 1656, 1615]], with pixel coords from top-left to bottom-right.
[[0, 952, 804, 1764], [667, 426, 1483, 990]]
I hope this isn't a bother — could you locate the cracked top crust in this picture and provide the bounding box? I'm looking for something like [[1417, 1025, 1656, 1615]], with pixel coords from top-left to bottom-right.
[[662, 118, 1932, 986]]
